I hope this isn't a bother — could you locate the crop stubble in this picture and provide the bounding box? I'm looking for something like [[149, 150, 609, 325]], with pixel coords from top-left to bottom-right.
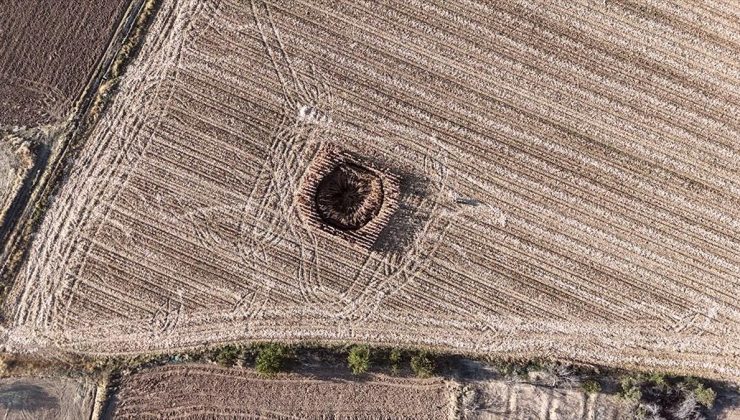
[[4, 0, 740, 379]]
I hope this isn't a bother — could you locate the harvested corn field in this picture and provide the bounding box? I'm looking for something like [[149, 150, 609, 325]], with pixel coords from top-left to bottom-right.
[[5, 0, 740, 381], [0, 0, 131, 126], [106, 364, 453, 419], [0, 376, 97, 420]]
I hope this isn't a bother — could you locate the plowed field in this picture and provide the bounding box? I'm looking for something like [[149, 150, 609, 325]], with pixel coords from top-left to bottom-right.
[[0, 0, 131, 126], [5, 0, 740, 379], [107, 364, 453, 419], [106, 364, 636, 419]]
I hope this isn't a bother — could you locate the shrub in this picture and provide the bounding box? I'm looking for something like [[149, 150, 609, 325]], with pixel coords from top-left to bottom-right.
[[410, 351, 435, 378], [214, 345, 241, 367], [495, 361, 526, 379], [582, 379, 601, 394], [619, 374, 716, 419], [648, 372, 667, 389], [680, 379, 716, 409], [693, 383, 716, 409], [525, 360, 544, 373], [347, 345, 370, 375], [255, 344, 289, 377], [389, 349, 402, 375], [619, 375, 643, 402], [540, 361, 577, 388]]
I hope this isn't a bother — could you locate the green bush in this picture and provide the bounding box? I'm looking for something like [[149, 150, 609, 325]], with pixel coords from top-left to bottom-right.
[[495, 360, 541, 380], [214, 345, 241, 367], [347, 345, 370, 375], [648, 372, 667, 389], [617, 374, 716, 419], [689, 382, 716, 409], [255, 344, 289, 377], [671, 376, 716, 408], [389, 349, 402, 375], [619, 375, 643, 401], [581, 379, 601, 394], [410, 351, 435, 378]]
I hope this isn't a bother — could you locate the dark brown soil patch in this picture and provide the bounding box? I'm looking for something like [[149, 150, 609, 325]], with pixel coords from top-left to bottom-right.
[[314, 163, 384, 230], [0, 0, 131, 126], [108, 364, 450, 419]]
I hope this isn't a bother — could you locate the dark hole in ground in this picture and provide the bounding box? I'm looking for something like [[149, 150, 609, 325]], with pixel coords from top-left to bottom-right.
[[314, 163, 384, 231]]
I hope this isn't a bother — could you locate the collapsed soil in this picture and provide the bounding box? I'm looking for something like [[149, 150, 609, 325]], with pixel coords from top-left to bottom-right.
[[107, 363, 636, 419], [5, 0, 740, 381], [314, 163, 384, 230]]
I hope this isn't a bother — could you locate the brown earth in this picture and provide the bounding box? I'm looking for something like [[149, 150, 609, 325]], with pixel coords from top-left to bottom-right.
[[0, 376, 96, 420], [462, 380, 631, 420], [716, 390, 740, 420], [106, 363, 639, 419], [455, 359, 634, 419], [0, 137, 32, 227], [4, 0, 740, 380], [106, 364, 453, 419], [0, 0, 131, 126]]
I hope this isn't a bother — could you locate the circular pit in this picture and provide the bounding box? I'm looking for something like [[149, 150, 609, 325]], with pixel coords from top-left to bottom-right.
[[314, 163, 384, 231]]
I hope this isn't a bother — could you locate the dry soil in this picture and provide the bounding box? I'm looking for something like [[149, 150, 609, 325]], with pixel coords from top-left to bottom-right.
[[0, 0, 131, 126], [0, 376, 96, 420], [4, 0, 740, 380]]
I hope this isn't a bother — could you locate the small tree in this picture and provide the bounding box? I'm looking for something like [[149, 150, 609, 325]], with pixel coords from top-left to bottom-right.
[[648, 372, 667, 389], [619, 375, 643, 402], [348, 345, 370, 375], [693, 383, 716, 409], [389, 349, 402, 375], [618, 374, 717, 419], [680, 378, 716, 409], [582, 379, 602, 394], [214, 345, 241, 367], [410, 351, 435, 378], [255, 344, 289, 377]]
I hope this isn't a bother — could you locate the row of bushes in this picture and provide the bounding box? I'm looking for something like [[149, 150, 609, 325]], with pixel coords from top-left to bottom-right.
[[618, 373, 716, 419], [347, 345, 435, 378], [206, 344, 719, 419], [210, 344, 437, 378]]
